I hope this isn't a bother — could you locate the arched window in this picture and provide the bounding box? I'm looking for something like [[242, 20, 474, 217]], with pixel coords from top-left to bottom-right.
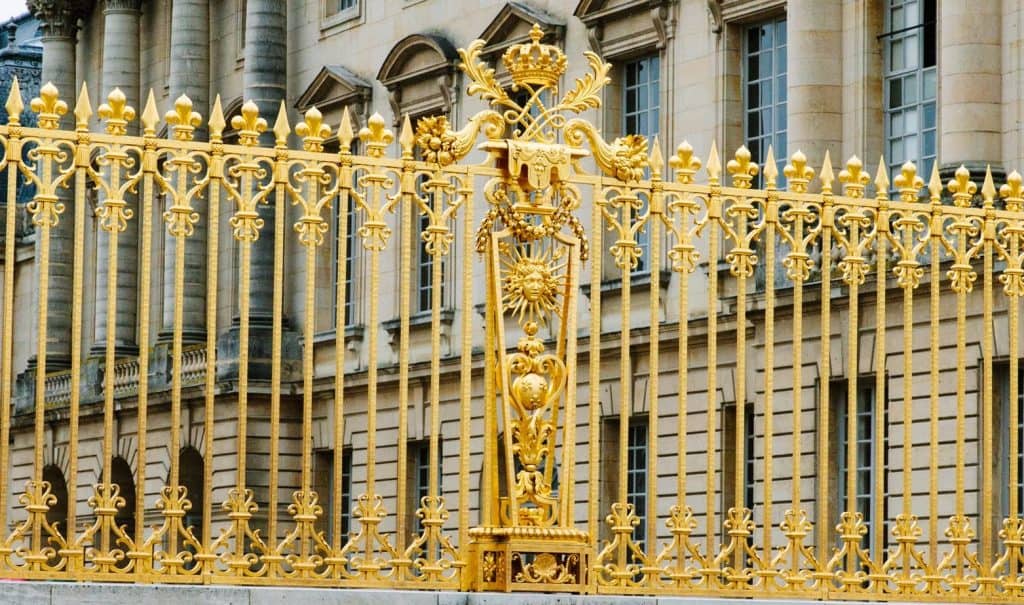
[[110, 456, 136, 542], [179, 446, 204, 542], [42, 464, 68, 533]]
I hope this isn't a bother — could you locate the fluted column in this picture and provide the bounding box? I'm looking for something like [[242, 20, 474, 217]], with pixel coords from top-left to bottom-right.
[[26, 0, 84, 369], [939, 0, 1002, 176], [787, 0, 843, 167], [241, 0, 286, 325], [92, 0, 141, 354], [161, 0, 209, 344]]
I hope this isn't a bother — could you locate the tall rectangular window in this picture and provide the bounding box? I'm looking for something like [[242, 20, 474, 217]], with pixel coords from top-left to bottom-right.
[[995, 363, 1024, 524], [416, 211, 446, 312], [331, 141, 358, 329], [833, 380, 887, 553], [883, 0, 937, 180], [743, 17, 787, 189], [626, 421, 648, 550], [722, 402, 756, 541], [622, 54, 659, 275], [313, 446, 353, 542]]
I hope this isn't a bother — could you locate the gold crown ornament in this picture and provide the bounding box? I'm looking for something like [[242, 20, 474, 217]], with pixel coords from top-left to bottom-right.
[[501, 24, 567, 89]]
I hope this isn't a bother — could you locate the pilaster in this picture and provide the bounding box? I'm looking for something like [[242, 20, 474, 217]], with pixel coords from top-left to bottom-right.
[[787, 0, 844, 167]]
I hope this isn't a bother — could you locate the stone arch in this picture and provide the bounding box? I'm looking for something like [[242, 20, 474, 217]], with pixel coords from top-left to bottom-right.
[[109, 456, 135, 541], [42, 464, 68, 533], [178, 445, 204, 541], [377, 33, 458, 123]]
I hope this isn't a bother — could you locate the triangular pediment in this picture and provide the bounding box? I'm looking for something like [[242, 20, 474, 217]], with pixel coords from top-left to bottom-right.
[[479, 1, 564, 58], [295, 65, 372, 113], [574, 0, 662, 23]]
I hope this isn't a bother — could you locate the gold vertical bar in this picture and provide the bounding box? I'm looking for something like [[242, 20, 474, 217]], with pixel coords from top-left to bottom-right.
[[482, 228, 497, 527], [395, 159, 412, 554], [647, 183, 661, 561], [817, 188, 833, 562], [588, 180, 602, 550], [981, 178, 995, 571], [0, 104, 21, 545], [66, 129, 87, 549], [617, 199, 632, 568], [136, 143, 154, 560], [955, 243, 967, 518], [705, 185, 720, 556], [676, 206, 689, 513], [873, 206, 887, 557], [562, 239, 581, 530], [901, 244, 913, 515], [1011, 238, 1021, 523], [428, 172, 444, 562], [845, 251, 859, 567], [928, 209, 941, 567], [763, 190, 776, 563], [169, 161, 189, 532], [202, 159, 220, 565], [235, 168, 253, 499], [267, 179, 285, 556], [332, 154, 350, 555], [458, 171, 473, 558], [300, 199, 317, 552], [365, 178, 382, 506], [734, 227, 748, 519]]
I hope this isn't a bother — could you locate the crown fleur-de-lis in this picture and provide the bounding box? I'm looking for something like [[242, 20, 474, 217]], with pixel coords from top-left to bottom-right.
[[359, 112, 394, 158], [669, 141, 702, 184], [295, 106, 331, 152], [947, 165, 977, 208], [30, 81, 67, 129], [97, 87, 136, 135], [839, 155, 870, 198], [231, 100, 267, 146], [165, 94, 202, 141], [784, 149, 815, 193], [5, 76, 23, 126], [726, 145, 758, 189], [1001, 170, 1024, 212], [893, 160, 923, 202]]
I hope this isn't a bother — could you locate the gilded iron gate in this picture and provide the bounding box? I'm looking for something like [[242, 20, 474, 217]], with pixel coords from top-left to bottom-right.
[[0, 23, 1023, 601]]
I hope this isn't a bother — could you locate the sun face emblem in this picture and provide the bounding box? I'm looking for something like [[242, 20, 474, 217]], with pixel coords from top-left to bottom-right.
[[501, 244, 565, 326]]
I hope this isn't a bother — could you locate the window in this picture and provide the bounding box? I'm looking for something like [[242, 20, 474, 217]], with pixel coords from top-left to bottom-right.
[[743, 17, 787, 189], [832, 379, 888, 554], [626, 421, 649, 550], [416, 210, 445, 313], [622, 54, 660, 274], [995, 363, 1024, 525], [883, 0, 937, 180], [313, 446, 353, 542], [722, 402, 755, 536], [325, 0, 358, 18], [332, 139, 360, 329], [407, 439, 442, 532]]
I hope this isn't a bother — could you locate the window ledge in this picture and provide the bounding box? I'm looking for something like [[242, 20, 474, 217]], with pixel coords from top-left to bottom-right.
[[580, 269, 672, 298], [319, 6, 362, 38], [312, 324, 366, 345], [382, 309, 455, 341]]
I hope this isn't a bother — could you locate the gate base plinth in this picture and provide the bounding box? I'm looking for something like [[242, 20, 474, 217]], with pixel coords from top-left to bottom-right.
[[468, 526, 590, 593]]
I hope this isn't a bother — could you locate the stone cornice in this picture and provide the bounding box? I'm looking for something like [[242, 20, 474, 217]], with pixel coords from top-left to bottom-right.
[[103, 0, 142, 13], [27, 0, 91, 39]]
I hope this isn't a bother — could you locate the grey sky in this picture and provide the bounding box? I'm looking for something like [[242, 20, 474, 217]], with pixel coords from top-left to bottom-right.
[[0, 2, 29, 23]]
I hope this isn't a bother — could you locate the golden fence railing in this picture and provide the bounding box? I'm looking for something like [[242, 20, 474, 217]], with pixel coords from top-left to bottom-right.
[[1, 25, 1024, 601]]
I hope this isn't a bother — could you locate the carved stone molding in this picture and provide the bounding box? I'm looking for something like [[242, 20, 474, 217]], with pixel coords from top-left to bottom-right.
[[26, 0, 90, 39], [574, 0, 673, 58], [377, 33, 458, 123]]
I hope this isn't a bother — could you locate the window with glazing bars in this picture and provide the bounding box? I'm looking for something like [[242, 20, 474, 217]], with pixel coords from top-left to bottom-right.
[[834, 380, 888, 553], [627, 421, 648, 551], [743, 17, 787, 189], [996, 363, 1024, 523], [883, 0, 937, 181], [417, 210, 446, 312], [622, 54, 659, 275], [325, 0, 357, 18]]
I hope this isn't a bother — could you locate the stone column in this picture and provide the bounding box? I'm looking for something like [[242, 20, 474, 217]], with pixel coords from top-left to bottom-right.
[[939, 0, 1002, 177], [161, 0, 209, 344], [26, 0, 83, 370], [241, 0, 285, 326], [787, 0, 844, 168], [92, 0, 141, 355]]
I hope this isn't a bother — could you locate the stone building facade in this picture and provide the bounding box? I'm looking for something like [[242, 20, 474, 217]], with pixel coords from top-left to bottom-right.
[[6, 0, 1024, 560]]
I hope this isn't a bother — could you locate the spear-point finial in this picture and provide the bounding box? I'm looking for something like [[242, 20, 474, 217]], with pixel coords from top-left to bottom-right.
[[338, 106, 354, 155], [839, 155, 870, 198], [820, 150, 835, 194], [669, 140, 701, 184], [649, 136, 664, 180], [707, 140, 721, 184], [981, 165, 997, 209], [141, 89, 159, 137], [272, 100, 290, 148], [947, 165, 977, 208], [4, 76, 22, 125], [873, 156, 890, 200], [73, 82, 91, 132], [399, 114, 414, 160], [763, 145, 778, 189], [208, 94, 225, 143], [927, 161, 942, 204]]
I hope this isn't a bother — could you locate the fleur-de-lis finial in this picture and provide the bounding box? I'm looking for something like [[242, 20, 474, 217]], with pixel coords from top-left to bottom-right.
[[30, 81, 67, 129], [359, 112, 394, 158], [231, 100, 267, 146], [839, 155, 870, 198], [165, 94, 202, 141], [893, 160, 923, 202], [5, 76, 23, 125], [208, 94, 226, 143], [784, 149, 815, 193], [74, 82, 92, 132], [726, 145, 758, 189], [338, 107, 354, 155], [981, 165, 997, 209], [947, 165, 977, 208], [1001, 170, 1024, 213], [296, 105, 331, 152], [669, 141, 702, 184], [763, 145, 778, 189], [820, 150, 835, 195], [97, 87, 136, 135]]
